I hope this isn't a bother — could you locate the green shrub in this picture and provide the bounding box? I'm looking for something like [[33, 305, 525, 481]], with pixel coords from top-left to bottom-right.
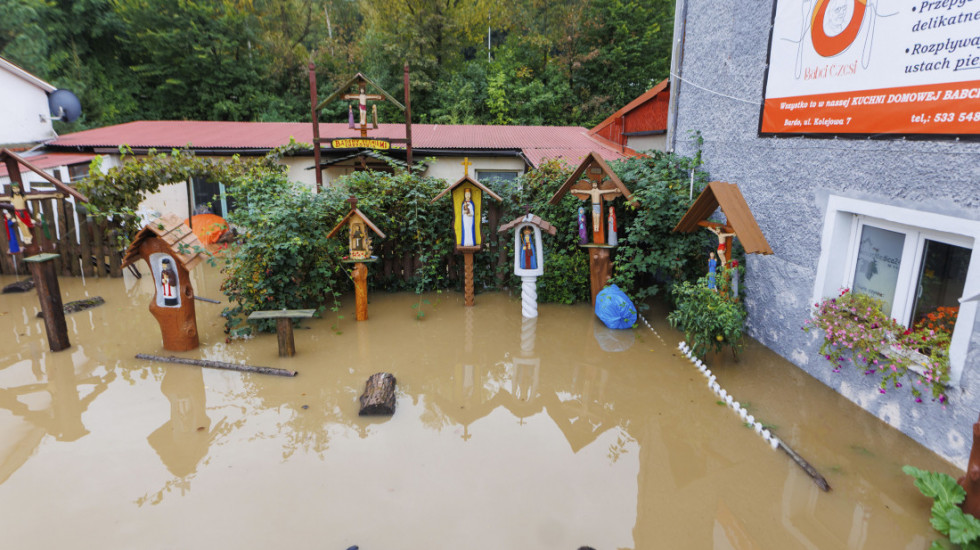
[[667, 268, 748, 358], [608, 151, 712, 303]]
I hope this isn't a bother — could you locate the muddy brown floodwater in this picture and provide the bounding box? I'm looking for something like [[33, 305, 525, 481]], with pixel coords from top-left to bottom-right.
[[0, 265, 962, 549]]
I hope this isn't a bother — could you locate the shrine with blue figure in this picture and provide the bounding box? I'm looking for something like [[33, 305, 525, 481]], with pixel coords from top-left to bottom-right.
[[499, 213, 557, 318], [431, 158, 502, 306]]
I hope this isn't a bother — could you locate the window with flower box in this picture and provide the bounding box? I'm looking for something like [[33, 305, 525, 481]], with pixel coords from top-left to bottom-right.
[[812, 196, 980, 383]]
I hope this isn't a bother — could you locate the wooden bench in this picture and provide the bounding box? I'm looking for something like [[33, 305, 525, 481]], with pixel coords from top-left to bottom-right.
[[247, 309, 316, 357]]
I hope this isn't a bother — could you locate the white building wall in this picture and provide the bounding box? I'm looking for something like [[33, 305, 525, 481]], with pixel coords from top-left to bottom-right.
[[0, 69, 55, 146], [626, 134, 667, 153], [426, 156, 526, 184]]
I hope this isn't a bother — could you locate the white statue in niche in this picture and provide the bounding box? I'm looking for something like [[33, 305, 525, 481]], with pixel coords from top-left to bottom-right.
[[513, 223, 544, 278], [151, 253, 181, 308]]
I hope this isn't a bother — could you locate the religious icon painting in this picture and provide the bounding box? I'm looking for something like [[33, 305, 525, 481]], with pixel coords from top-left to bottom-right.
[[325, 197, 385, 260], [453, 182, 482, 249], [431, 174, 502, 253]]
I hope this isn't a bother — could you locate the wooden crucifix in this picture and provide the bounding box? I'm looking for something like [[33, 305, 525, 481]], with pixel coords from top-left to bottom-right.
[[1, 148, 89, 352], [311, 70, 411, 191], [548, 152, 635, 306], [673, 180, 774, 297], [571, 169, 620, 245], [343, 83, 383, 137]]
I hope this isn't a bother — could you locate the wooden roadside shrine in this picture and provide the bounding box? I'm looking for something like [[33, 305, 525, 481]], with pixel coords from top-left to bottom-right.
[[498, 213, 557, 318], [431, 159, 503, 306], [326, 196, 386, 321], [309, 68, 413, 191], [121, 214, 206, 352], [2, 148, 90, 351], [673, 181, 773, 294], [549, 152, 634, 305]]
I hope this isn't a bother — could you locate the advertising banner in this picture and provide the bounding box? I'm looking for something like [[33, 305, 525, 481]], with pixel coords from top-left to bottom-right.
[[761, 0, 980, 137]]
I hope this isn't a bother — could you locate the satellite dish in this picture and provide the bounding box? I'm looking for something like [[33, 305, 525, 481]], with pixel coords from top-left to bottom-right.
[[48, 89, 82, 123]]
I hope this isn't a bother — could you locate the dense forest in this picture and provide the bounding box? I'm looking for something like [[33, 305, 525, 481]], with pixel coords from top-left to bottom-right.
[[0, 0, 674, 130]]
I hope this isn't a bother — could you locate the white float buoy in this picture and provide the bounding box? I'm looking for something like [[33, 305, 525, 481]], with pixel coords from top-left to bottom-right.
[[770, 437, 780, 450], [746, 415, 755, 425]]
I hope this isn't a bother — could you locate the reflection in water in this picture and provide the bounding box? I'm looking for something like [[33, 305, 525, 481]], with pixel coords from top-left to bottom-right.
[[0, 268, 962, 549], [593, 320, 635, 352], [0, 342, 114, 484]]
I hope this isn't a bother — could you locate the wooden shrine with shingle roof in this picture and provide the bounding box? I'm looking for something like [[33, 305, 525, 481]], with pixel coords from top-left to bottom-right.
[[122, 214, 207, 271], [122, 214, 206, 351], [673, 181, 773, 264]]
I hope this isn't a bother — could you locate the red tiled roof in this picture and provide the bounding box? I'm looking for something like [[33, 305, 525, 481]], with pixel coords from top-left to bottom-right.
[[49, 120, 631, 167], [0, 152, 95, 178]]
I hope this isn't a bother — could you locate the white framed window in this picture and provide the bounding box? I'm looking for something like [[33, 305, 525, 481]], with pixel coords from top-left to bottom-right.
[[813, 196, 979, 384], [475, 170, 520, 184]]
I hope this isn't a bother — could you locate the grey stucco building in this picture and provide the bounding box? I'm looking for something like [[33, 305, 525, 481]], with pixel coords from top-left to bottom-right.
[[667, 0, 980, 468]]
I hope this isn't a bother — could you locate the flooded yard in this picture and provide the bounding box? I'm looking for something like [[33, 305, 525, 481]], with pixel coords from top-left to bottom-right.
[[0, 265, 961, 549]]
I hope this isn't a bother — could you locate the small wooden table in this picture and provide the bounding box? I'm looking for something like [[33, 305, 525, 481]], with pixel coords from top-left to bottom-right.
[[247, 309, 316, 357]]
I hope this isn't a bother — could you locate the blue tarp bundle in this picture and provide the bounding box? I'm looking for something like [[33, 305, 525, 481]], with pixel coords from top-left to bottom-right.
[[595, 284, 637, 330]]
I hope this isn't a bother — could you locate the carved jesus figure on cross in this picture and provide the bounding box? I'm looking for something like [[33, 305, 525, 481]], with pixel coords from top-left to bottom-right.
[[571, 180, 619, 243], [707, 224, 736, 267], [342, 84, 383, 137]]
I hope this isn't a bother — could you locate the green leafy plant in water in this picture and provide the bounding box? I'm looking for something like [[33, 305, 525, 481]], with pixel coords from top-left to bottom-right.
[[667, 266, 747, 359], [904, 465, 980, 549]]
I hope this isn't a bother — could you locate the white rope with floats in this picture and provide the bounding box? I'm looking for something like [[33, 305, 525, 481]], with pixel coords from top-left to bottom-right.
[[665, 338, 831, 491]]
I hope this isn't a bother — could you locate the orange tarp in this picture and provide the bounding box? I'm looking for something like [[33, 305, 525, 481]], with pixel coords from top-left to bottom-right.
[[184, 214, 228, 245]]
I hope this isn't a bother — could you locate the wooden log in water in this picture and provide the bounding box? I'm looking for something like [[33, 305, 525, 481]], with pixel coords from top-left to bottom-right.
[[36, 296, 105, 317], [135, 353, 297, 377], [777, 440, 831, 492], [359, 372, 396, 416], [2, 279, 35, 293]]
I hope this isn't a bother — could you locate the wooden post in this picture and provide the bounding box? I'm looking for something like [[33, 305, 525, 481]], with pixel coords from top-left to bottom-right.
[[404, 63, 413, 170], [309, 61, 323, 193], [588, 247, 612, 306], [353, 261, 368, 321], [247, 309, 315, 358], [276, 318, 295, 358], [463, 251, 475, 306], [25, 253, 70, 351]]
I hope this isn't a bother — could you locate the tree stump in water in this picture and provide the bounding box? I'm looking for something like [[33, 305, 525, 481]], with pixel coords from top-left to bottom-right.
[[359, 372, 396, 416]]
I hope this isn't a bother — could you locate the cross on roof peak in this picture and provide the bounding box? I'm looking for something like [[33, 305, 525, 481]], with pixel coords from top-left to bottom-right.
[[461, 157, 472, 176], [347, 196, 358, 209]]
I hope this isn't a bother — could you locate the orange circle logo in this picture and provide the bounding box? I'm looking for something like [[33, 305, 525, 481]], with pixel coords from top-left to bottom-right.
[[811, 0, 866, 57]]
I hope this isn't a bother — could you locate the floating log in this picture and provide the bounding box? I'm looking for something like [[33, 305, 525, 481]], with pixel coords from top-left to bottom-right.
[[135, 353, 297, 377], [36, 296, 105, 318], [777, 440, 831, 492], [359, 372, 396, 416], [2, 279, 35, 293]]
